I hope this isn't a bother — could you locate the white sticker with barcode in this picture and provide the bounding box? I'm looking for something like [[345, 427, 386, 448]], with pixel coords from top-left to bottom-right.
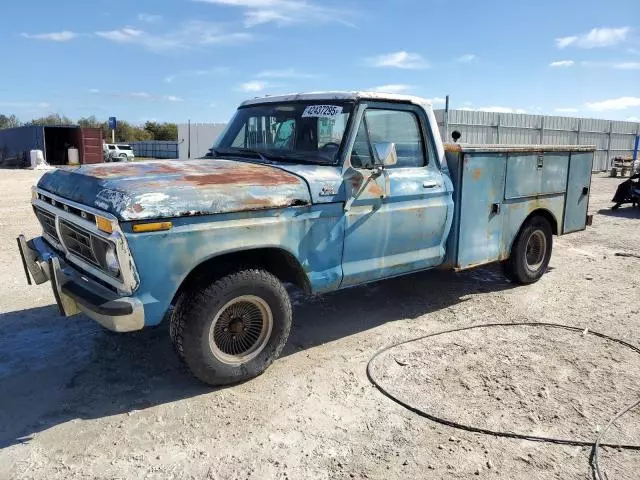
[[302, 105, 343, 118]]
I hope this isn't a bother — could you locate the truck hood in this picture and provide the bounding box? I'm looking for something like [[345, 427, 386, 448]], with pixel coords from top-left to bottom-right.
[[37, 159, 312, 221]]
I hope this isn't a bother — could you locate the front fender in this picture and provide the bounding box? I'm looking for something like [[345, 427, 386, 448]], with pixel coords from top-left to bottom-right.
[[124, 204, 345, 326]]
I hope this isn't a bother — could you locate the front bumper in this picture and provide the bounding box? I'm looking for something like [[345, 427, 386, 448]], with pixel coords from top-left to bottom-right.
[[17, 235, 144, 332]]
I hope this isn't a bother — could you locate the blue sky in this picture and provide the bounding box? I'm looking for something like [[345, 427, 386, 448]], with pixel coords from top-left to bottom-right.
[[1, 0, 639, 124]]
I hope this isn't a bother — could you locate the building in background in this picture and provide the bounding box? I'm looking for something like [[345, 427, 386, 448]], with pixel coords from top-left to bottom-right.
[[177, 123, 227, 160], [434, 110, 640, 172]]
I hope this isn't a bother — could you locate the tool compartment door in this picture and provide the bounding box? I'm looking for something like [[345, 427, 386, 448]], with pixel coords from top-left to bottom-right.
[[456, 152, 507, 268], [505, 153, 568, 199], [563, 152, 593, 233]]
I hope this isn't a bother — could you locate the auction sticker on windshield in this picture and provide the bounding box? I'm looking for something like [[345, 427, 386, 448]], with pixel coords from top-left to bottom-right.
[[302, 105, 343, 118]]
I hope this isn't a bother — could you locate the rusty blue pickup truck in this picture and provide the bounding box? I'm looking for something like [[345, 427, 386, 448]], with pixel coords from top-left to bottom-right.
[[17, 92, 594, 385]]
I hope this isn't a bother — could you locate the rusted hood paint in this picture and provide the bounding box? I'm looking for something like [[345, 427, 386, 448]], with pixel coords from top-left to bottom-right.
[[37, 159, 312, 221]]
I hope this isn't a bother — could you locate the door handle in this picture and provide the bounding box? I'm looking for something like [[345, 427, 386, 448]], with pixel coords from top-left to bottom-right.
[[423, 181, 440, 189]]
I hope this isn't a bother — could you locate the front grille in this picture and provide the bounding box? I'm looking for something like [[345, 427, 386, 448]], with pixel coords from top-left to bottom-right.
[[35, 208, 60, 243], [59, 220, 100, 267], [37, 192, 96, 223]]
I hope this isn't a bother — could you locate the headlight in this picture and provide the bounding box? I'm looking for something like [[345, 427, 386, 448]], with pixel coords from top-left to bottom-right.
[[105, 245, 120, 276]]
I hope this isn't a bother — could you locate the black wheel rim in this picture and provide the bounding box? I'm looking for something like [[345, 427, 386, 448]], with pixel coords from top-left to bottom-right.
[[209, 295, 272, 365]]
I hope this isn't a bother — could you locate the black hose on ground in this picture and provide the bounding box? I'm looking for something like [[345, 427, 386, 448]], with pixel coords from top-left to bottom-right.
[[366, 322, 640, 479]]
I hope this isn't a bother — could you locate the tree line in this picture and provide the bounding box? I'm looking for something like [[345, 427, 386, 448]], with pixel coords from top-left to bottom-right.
[[0, 113, 178, 142]]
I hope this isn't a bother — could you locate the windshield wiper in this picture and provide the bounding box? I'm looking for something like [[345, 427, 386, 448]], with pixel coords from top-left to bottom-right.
[[214, 148, 302, 164]]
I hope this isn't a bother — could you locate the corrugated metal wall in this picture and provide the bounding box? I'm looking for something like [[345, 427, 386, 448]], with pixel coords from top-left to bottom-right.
[[130, 141, 179, 159], [434, 109, 640, 171], [0, 125, 45, 167], [177, 123, 227, 160]]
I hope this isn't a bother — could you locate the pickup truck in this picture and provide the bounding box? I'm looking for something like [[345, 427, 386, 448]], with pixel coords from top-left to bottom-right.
[[17, 92, 594, 385]]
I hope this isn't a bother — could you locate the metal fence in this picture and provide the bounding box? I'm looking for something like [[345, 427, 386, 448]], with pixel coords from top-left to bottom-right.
[[130, 141, 178, 159], [177, 123, 228, 160], [434, 109, 640, 172]]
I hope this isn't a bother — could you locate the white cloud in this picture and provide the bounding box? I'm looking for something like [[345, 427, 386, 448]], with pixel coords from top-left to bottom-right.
[[96, 21, 253, 53], [428, 97, 446, 105], [483, 106, 527, 114], [90, 90, 183, 102], [365, 51, 430, 69], [138, 13, 163, 23], [237, 80, 269, 92], [625, 116, 639, 122], [164, 66, 230, 83], [580, 60, 640, 70], [461, 106, 527, 114], [196, 0, 354, 28], [555, 107, 579, 113], [0, 101, 50, 108], [549, 60, 574, 67], [585, 96, 640, 111], [21, 31, 77, 42], [370, 84, 412, 94], [256, 68, 316, 79], [456, 54, 476, 63], [556, 27, 630, 49], [611, 62, 640, 70]]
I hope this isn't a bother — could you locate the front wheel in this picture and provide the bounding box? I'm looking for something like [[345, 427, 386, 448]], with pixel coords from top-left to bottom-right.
[[503, 216, 553, 284], [173, 269, 292, 386]]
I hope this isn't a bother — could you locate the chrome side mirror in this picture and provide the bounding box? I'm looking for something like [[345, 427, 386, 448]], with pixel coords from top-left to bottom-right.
[[373, 142, 398, 167]]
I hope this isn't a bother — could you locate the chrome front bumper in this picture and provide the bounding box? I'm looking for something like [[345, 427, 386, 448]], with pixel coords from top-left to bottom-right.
[[17, 235, 144, 332]]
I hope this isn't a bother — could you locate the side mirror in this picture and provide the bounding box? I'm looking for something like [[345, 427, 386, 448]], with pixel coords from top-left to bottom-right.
[[451, 130, 462, 143], [372, 142, 398, 167]]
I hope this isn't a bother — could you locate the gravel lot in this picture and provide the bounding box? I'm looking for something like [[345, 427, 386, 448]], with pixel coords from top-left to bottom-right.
[[0, 170, 638, 480]]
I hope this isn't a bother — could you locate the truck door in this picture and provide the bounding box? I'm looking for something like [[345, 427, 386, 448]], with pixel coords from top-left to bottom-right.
[[341, 102, 452, 287]]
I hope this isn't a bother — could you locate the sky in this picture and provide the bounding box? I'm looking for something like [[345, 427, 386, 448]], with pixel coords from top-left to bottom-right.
[[1, 0, 639, 124]]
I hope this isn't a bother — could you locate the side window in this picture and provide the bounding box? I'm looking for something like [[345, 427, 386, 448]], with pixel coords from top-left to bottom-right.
[[350, 119, 373, 168], [365, 109, 426, 168]]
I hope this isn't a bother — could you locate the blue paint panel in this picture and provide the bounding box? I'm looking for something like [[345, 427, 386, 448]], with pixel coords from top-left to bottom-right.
[[124, 204, 345, 326], [0, 125, 44, 167], [456, 153, 507, 268], [542, 154, 569, 194], [563, 152, 593, 233]]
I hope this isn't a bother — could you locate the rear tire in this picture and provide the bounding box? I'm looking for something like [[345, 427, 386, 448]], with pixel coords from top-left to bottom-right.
[[503, 216, 553, 284], [173, 269, 292, 386]]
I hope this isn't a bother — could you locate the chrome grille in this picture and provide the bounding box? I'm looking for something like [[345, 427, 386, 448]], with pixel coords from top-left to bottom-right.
[[35, 208, 59, 242], [59, 220, 100, 267]]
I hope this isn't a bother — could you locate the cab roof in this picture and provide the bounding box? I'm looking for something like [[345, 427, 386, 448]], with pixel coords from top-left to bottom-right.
[[240, 91, 434, 109]]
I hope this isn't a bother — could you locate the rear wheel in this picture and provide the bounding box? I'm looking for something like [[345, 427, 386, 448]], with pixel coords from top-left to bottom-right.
[[503, 216, 553, 284], [172, 269, 292, 386]]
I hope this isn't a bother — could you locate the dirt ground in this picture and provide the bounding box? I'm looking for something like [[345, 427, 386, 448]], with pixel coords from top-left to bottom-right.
[[0, 170, 639, 480]]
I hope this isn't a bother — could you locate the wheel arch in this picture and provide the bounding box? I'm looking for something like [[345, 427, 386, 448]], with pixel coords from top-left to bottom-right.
[[172, 247, 311, 305], [504, 208, 558, 259]]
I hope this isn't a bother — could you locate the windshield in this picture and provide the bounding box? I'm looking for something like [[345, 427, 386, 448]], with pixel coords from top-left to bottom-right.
[[214, 101, 354, 164]]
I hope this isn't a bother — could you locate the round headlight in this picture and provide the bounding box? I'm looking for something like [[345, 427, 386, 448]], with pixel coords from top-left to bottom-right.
[[105, 246, 120, 276]]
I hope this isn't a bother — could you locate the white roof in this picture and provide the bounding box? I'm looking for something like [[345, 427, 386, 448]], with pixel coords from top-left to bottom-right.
[[240, 91, 434, 109]]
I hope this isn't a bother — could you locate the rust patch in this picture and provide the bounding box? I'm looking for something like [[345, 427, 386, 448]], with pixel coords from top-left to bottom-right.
[[367, 181, 383, 197], [445, 143, 462, 153], [181, 167, 299, 187], [130, 203, 144, 213], [472, 168, 482, 181]]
